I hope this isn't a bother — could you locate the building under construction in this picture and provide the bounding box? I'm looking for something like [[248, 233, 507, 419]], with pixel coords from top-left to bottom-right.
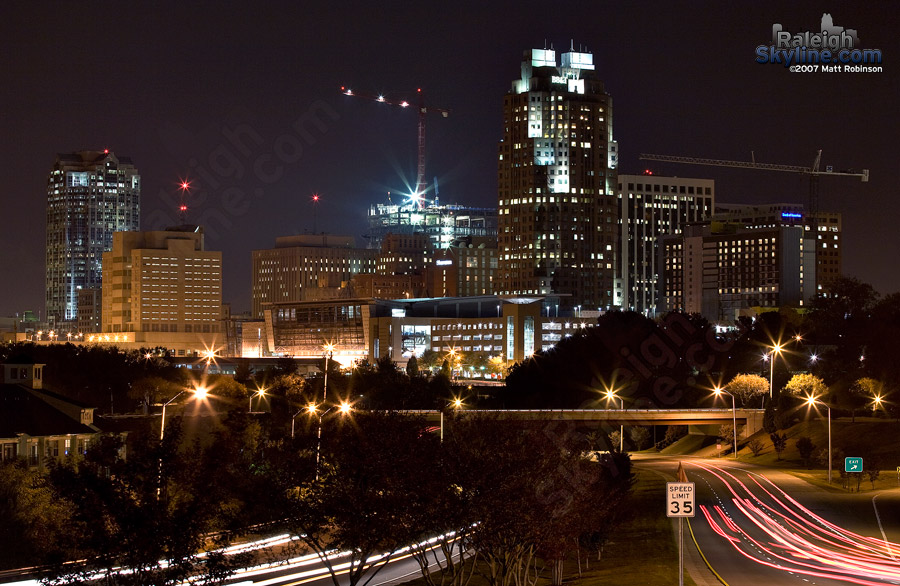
[[366, 198, 498, 250]]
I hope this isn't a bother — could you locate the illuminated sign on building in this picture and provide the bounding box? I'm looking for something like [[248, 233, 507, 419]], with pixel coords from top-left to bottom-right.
[[781, 212, 803, 219], [436, 260, 453, 266]]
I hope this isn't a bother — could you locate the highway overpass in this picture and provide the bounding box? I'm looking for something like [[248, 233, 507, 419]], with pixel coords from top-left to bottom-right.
[[405, 409, 765, 439]]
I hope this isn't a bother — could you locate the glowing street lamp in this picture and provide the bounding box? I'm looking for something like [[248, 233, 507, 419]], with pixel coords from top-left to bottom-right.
[[605, 387, 624, 452], [805, 395, 832, 483], [303, 400, 353, 480], [440, 397, 464, 442], [322, 343, 335, 404], [713, 386, 738, 459], [160, 385, 208, 441], [158, 385, 207, 498], [250, 387, 266, 412], [872, 395, 883, 412], [767, 343, 784, 398]]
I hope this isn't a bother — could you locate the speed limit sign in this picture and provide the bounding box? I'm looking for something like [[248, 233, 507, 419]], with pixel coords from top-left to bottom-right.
[[666, 482, 695, 517]]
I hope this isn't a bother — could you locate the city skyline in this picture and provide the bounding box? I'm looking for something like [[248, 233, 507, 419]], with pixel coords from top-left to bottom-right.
[[2, 1, 896, 316]]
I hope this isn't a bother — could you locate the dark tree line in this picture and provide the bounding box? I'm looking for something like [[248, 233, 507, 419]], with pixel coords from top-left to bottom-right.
[[1, 413, 633, 586]]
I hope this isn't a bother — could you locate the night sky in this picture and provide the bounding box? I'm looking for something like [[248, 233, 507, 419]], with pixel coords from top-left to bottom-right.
[[2, 1, 897, 316]]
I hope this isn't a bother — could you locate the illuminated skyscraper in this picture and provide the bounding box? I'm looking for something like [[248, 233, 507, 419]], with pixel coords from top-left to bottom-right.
[[45, 151, 140, 328], [497, 46, 619, 310]]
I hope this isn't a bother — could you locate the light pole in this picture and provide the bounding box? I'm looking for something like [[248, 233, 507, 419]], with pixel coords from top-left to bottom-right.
[[805, 395, 832, 483], [440, 397, 463, 442], [322, 343, 335, 406], [714, 386, 738, 459], [766, 343, 784, 398], [305, 401, 352, 480], [605, 388, 624, 452], [160, 385, 208, 441], [159, 385, 207, 498]]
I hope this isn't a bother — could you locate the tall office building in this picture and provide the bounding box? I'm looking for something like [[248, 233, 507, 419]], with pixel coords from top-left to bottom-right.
[[618, 174, 715, 315], [658, 221, 816, 322], [498, 46, 619, 310], [713, 203, 842, 294], [251, 235, 378, 318], [101, 228, 222, 337], [46, 151, 140, 328]]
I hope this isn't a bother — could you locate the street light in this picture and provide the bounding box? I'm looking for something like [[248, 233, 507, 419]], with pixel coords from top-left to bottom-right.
[[605, 387, 624, 452], [713, 386, 738, 459], [303, 400, 352, 480], [160, 385, 208, 441], [872, 395, 883, 412], [158, 385, 208, 498], [805, 395, 832, 483], [440, 397, 463, 442], [766, 343, 784, 398], [322, 343, 335, 405], [249, 387, 266, 412]]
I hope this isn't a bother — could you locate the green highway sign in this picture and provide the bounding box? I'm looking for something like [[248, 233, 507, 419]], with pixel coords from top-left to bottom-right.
[[845, 457, 863, 473]]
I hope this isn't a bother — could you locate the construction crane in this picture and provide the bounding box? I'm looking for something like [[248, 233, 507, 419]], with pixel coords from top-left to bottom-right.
[[639, 151, 869, 230], [341, 86, 449, 209]]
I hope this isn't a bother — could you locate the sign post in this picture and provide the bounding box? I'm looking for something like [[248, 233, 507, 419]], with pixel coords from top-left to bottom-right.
[[667, 482, 695, 586]]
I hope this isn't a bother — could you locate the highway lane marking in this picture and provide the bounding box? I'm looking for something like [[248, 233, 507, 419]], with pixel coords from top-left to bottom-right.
[[873, 494, 897, 561]]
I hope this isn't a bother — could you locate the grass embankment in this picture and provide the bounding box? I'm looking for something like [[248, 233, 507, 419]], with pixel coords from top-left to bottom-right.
[[665, 416, 900, 491], [405, 469, 693, 586]]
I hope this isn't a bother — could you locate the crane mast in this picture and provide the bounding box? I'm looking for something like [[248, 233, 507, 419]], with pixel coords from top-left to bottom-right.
[[342, 86, 449, 209]]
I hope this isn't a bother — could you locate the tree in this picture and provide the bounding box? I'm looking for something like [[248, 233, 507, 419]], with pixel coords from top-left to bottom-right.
[[747, 438, 765, 457], [719, 424, 742, 455], [629, 427, 650, 451], [867, 466, 881, 490], [796, 436, 816, 468], [0, 460, 73, 569], [128, 376, 187, 415], [770, 433, 787, 460], [233, 362, 254, 386], [419, 349, 443, 373], [405, 355, 419, 378], [280, 413, 440, 586], [608, 430, 622, 452], [784, 373, 827, 398], [43, 430, 246, 585], [845, 377, 882, 422], [725, 374, 770, 407]]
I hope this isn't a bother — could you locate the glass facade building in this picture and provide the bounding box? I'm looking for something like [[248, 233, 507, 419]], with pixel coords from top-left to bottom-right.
[[45, 151, 140, 328]]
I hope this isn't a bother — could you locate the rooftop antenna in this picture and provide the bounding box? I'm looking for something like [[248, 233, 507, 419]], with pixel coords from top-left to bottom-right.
[[311, 193, 320, 233], [570, 39, 574, 51], [177, 179, 191, 224]]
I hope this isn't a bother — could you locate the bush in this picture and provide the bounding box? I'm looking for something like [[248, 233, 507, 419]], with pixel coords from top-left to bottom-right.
[[770, 433, 787, 460], [748, 438, 765, 457], [796, 436, 816, 468]]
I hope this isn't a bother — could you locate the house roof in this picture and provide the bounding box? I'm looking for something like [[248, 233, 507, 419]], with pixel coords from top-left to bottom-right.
[[0, 384, 98, 439]]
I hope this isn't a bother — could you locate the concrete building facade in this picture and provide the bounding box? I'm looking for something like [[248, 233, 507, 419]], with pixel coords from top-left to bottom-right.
[[251, 235, 378, 318], [659, 222, 816, 322], [713, 203, 842, 294], [618, 174, 714, 316], [261, 295, 594, 370]]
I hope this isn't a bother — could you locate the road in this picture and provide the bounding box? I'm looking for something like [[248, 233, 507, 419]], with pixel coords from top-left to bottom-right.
[[639, 456, 900, 585], [0, 534, 450, 586]]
